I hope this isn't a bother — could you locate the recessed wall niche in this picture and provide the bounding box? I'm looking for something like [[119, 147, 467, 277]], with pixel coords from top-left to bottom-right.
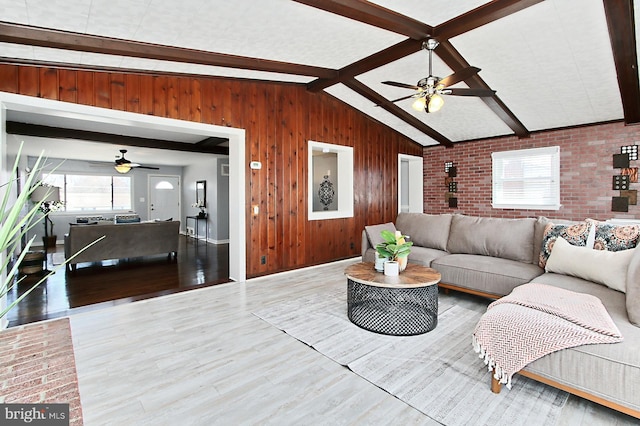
[[308, 141, 354, 221]]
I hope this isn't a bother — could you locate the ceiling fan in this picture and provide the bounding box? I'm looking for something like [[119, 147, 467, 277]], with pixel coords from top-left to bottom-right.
[[114, 149, 159, 174], [381, 39, 496, 113]]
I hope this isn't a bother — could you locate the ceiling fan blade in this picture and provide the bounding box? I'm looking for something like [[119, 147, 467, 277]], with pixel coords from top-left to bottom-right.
[[381, 81, 420, 90], [438, 66, 481, 88], [136, 165, 160, 170], [446, 88, 496, 97], [389, 94, 418, 103]]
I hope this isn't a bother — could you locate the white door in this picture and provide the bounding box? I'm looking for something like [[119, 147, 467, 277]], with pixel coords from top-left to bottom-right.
[[149, 175, 180, 221]]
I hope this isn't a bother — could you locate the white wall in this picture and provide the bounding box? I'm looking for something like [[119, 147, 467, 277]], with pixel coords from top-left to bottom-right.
[[182, 157, 229, 243]]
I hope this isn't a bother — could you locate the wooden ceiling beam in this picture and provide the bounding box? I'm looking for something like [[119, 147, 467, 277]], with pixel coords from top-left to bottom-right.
[[0, 22, 336, 79], [603, 0, 640, 125], [434, 0, 545, 40], [292, 0, 432, 40], [343, 79, 453, 147], [436, 41, 529, 138], [6, 121, 230, 155], [307, 38, 424, 92]]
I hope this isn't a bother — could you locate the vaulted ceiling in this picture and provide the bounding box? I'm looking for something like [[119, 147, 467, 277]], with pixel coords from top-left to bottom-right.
[[0, 0, 638, 147]]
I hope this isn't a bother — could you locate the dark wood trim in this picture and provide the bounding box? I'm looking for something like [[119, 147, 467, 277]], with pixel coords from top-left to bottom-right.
[[0, 57, 309, 86], [436, 41, 530, 138], [434, 0, 545, 39], [307, 38, 424, 92], [292, 0, 432, 40], [0, 22, 337, 79], [6, 121, 230, 155], [603, 0, 640, 125], [344, 78, 453, 147]]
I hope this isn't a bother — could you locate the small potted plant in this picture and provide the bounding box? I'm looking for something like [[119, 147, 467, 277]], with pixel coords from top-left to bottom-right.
[[375, 230, 412, 275]]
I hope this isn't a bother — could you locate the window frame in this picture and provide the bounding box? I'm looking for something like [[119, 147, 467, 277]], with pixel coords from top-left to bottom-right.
[[43, 172, 134, 213], [491, 146, 561, 210]]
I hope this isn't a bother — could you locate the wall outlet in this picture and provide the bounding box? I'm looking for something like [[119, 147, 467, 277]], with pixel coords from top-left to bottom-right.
[[261, 255, 266, 265], [186, 227, 194, 236]]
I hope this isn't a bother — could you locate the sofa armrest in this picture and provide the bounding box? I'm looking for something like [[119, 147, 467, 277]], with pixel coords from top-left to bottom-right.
[[362, 230, 371, 258]]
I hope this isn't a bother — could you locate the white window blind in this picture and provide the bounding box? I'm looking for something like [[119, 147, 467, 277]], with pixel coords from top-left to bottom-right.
[[492, 146, 560, 210]]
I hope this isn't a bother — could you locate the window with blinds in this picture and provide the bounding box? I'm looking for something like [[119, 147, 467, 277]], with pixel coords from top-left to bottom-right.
[[492, 146, 560, 210]]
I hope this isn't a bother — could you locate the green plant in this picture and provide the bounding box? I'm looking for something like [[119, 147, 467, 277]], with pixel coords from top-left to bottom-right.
[[375, 230, 413, 261], [1, 143, 103, 322]]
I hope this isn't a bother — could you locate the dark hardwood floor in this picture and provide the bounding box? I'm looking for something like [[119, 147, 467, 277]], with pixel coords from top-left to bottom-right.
[[6, 236, 230, 327]]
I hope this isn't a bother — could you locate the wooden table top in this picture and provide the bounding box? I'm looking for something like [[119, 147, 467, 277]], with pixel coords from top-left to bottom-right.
[[344, 262, 441, 289]]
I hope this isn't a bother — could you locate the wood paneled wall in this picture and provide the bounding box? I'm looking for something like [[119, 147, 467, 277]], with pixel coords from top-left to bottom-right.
[[0, 64, 422, 277]]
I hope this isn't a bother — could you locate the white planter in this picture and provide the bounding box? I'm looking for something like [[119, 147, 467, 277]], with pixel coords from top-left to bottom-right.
[[384, 261, 399, 276], [374, 254, 388, 272]]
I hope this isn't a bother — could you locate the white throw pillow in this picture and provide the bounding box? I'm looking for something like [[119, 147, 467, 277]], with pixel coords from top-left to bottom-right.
[[545, 237, 634, 293]]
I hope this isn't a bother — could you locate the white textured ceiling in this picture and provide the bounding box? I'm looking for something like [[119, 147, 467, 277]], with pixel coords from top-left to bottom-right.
[[0, 0, 638, 150]]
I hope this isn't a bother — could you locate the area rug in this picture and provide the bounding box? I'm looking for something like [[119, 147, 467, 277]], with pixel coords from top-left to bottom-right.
[[253, 289, 569, 426]]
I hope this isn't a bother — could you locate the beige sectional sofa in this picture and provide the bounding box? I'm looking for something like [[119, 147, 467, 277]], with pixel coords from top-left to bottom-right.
[[64, 220, 180, 271], [362, 213, 640, 418]]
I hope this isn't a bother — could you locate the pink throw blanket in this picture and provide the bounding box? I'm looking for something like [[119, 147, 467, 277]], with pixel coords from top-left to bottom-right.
[[472, 283, 623, 389]]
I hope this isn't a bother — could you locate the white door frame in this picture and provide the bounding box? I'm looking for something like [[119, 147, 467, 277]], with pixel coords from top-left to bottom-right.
[[0, 92, 246, 283], [398, 154, 424, 213]]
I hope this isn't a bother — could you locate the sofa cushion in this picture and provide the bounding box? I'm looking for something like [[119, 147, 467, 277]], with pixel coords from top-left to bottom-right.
[[395, 213, 452, 251], [446, 215, 535, 263], [627, 246, 640, 327], [592, 221, 640, 251], [406, 246, 448, 267], [431, 254, 543, 297], [527, 273, 640, 411], [545, 237, 634, 293], [539, 221, 591, 268], [532, 216, 551, 265], [364, 222, 396, 248]]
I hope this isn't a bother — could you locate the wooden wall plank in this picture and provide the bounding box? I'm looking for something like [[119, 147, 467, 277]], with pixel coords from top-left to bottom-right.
[[76, 72, 94, 106], [3, 63, 423, 278], [152, 76, 167, 118], [125, 74, 141, 113], [58, 69, 77, 103], [0, 65, 18, 93], [94, 72, 111, 108], [39, 68, 58, 100], [166, 76, 179, 119], [18, 67, 38, 96], [110, 73, 126, 111]]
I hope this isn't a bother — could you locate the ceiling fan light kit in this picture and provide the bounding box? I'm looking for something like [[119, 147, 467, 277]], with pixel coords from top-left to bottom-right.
[[382, 38, 495, 114], [115, 163, 132, 174]]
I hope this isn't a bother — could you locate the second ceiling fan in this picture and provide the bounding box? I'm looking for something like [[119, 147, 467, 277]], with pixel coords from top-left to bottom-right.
[[114, 149, 159, 174], [382, 39, 496, 113]]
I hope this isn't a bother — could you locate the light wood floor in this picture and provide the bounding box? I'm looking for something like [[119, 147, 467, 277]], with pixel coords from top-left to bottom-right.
[[68, 259, 638, 425]]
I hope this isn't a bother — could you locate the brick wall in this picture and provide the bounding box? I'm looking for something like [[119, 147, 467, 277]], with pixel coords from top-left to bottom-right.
[[423, 121, 640, 221]]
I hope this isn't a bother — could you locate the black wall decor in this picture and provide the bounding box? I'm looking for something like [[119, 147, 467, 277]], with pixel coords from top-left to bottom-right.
[[622, 145, 638, 161], [613, 153, 630, 168], [444, 161, 458, 209], [612, 146, 638, 212], [612, 196, 629, 212], [613, 175, 630, 190]]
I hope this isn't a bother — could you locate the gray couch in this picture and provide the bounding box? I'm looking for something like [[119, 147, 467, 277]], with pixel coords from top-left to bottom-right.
[[64, 220, 180, 271], [362, 213, 640, 418]]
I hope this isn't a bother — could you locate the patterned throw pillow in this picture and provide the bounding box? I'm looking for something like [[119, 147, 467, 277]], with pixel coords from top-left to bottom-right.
[[539, 222, 591, 268], [593, 222, 640, 251]]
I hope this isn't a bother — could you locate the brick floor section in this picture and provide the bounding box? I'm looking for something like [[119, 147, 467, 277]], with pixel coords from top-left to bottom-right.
[[1, 318, 83, 425]]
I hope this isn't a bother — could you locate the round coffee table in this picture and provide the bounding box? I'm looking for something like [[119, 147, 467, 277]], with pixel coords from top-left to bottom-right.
[[344, 262, 441, 336]]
